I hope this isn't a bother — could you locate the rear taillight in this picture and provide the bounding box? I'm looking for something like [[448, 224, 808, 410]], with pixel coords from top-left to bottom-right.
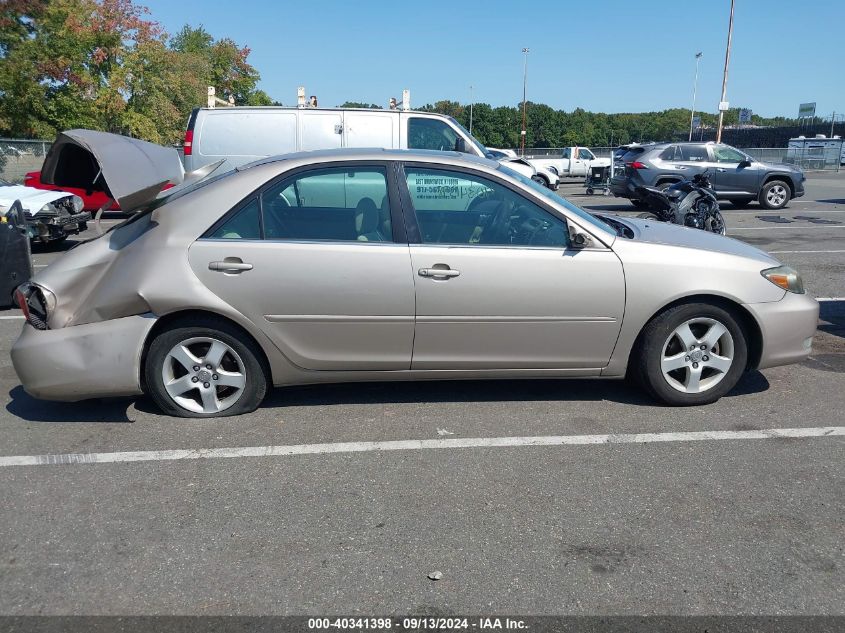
[[183, 129, 193, 156], [630, 161, 648, 169], [14, 283, 50, 330], [14, 287, 30, 321]]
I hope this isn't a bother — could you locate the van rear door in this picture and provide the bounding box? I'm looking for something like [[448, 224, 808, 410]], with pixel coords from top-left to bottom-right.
[[300, 111, 343, 151], [343, 111, 398, 149]]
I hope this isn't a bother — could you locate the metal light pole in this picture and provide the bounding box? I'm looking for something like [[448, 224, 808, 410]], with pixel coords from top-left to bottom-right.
[[469, 85, 473, 135], [716, 0, 735, 143], [689, 52, 703, 141], [521, 47, 529, 156]]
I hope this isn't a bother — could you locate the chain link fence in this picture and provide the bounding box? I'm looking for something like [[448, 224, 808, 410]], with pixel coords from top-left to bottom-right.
[[0, 139, 52, 183]]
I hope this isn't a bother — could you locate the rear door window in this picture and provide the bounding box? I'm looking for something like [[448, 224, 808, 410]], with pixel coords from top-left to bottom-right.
[[262, 167, 391, 242], [679, 145, 709, 162], [659, 146, 680, 161]]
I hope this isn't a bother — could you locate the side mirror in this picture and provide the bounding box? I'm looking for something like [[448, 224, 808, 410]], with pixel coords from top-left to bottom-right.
[[454, 137, 467, 153], [569, 227, 594, 249], [739, 159, 752, 168]]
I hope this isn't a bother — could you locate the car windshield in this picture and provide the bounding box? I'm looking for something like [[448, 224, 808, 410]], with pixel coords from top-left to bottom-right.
[[497, 164, 614, 235], [447, 116, 489, 157]]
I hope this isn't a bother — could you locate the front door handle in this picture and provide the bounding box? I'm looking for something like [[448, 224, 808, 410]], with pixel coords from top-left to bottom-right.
[[716, 168, 727, 172], [418, 267, 460, 279], [209, 259, 253, 273]]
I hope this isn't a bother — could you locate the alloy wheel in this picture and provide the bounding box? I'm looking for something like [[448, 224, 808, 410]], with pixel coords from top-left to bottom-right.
[[660, 318, 735, 394], [766, 184, 788, 207], [161, 336, 247, 414]]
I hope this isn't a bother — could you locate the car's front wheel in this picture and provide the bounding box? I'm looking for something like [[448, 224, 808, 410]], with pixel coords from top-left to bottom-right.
[[145, 318, 268, 417], [759, 180, 791, 210], [633, 303, 748, 406], [630, 199, 649, 209]]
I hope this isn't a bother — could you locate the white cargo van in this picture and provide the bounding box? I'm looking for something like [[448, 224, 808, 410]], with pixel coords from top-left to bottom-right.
[[182, 107, 490, 172]]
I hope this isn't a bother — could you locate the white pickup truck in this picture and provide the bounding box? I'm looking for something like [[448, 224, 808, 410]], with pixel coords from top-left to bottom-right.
[[525, 147, 611, 178]]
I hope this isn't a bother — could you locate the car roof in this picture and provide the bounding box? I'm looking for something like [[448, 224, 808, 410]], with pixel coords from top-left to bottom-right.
[[198, 106, 447, 116], [236, 147, 498, 172]]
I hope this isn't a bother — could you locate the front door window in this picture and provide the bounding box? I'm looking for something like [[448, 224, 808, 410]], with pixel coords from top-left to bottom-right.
[[404, 167, 569, 248]]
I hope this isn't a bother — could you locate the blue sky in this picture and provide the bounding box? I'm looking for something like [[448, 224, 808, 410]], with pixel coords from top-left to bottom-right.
[[141, 0, 844, 118]]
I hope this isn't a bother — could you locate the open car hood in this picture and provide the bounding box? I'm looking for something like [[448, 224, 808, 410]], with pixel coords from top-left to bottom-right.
[[40, 130, 185, 211]]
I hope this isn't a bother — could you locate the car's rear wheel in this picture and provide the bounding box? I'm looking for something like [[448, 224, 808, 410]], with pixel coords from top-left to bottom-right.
[[633, 303, 748, 406], [759, 180, 791, 210], [145, 318, 268, 417]]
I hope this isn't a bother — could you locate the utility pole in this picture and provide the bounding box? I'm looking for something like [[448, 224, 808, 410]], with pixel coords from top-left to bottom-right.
[[689, 52, 703, 141], [469, 85, 474, 135], [831, 112, 836, 137], [521, 47, 529, 156], [716, 0, 735, 143]]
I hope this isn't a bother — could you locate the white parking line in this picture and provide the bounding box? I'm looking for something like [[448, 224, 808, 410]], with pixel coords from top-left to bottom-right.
[[817, 297, 845, 302], [727, 209, 845, 215], [769, 250, 845, 254], [0, 426, 842, 468], [731, 225, 845, 231], [0, 315, 24, 320]]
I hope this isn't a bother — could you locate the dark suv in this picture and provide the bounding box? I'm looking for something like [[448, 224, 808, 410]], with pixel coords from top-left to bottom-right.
[[610, 142, 805, 210]]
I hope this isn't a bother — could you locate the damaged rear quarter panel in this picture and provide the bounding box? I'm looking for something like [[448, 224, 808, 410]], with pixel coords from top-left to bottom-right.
[[30, 162, 299, 377]]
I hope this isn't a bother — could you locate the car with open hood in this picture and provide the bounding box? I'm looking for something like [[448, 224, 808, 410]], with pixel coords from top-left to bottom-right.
[[11, 132, 819, 417]]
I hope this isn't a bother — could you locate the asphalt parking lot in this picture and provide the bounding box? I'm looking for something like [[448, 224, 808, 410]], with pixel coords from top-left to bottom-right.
[[0, 173, 842, 616]]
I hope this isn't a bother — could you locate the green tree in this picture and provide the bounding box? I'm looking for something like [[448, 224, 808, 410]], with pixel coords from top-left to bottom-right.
[[169, 24, 267, 106], [0, 1, 274, 143]]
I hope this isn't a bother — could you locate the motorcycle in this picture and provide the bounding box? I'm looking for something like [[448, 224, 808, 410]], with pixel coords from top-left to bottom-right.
[[634, 171, 726, 235]]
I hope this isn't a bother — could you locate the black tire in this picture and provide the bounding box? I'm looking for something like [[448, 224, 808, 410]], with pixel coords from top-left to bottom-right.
[[758, 180, 791, 210], [531, 175, 547, 187], [633, 302, 748, 406], [144, 317, 268, 418], [630, 199, 649, 209], [637, 212, 660, 220], [729, 197, 754, 208], [704, 210, 727, 235], [586, 188, 594, 195]]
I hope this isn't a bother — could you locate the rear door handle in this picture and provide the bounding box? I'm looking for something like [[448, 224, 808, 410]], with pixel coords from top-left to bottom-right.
[[209, 259, 253, 273], [418, 267, 460, 278]]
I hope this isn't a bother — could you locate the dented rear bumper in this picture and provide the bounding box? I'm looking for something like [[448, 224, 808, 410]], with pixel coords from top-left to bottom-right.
[[11, 314, 157, 402]]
